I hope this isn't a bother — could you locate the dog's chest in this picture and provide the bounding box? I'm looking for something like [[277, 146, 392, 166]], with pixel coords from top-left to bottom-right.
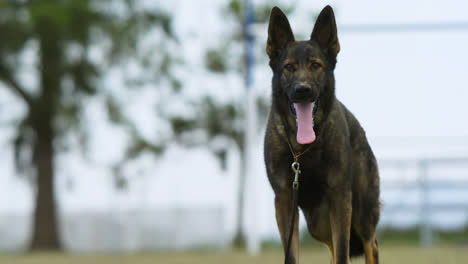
[[296, 152, 329, 209]]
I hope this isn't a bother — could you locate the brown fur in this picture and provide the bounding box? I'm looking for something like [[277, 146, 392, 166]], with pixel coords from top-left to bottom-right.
[[264, 6, 380, 264]]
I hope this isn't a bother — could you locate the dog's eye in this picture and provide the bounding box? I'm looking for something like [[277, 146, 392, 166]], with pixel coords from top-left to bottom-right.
[[310, 62, 322, 70], [284, 64, 295, 72]]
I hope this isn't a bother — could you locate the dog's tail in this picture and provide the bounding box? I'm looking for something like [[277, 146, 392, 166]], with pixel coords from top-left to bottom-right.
[[349, 228, 364, 257]]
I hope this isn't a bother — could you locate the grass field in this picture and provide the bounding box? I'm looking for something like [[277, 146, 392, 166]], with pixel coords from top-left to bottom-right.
[[1, 245, 468, 264]]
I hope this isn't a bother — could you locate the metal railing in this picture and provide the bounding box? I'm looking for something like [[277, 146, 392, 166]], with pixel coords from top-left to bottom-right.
[[378, 157, 468, 247]]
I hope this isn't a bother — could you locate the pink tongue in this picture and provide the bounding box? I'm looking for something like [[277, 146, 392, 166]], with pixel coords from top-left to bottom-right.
[[294, 102, 316, 144]]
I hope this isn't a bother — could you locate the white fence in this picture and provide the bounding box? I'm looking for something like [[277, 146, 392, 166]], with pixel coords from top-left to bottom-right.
[[0, 207, 227, 252], [2, 158, 468, 252], [379, 157, 468, 247]]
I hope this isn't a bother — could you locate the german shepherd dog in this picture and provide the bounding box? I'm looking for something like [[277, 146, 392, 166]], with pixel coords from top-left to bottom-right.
[[264, 6, 380, 264]]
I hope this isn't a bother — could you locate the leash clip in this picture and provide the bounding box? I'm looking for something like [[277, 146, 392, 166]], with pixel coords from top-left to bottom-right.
[[291, 161, 300, 190]]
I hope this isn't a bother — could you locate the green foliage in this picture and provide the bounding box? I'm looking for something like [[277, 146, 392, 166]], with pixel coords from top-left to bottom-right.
[[195, 0, 294, 154], [226, 0, 290, 24], [66, 59, 99, 95], [106, 95, 125, 124], [170, 96, 244, 149], [0, 0, 179, 250], [170, 117, 197, 135], [205, 0, 294, 71], [205, 48, 227, 73], [170, 78, 182, 92], [200, 97, 239, 138], [0, 0, 176, 165], [227, 0, 242, 19], [159, 53, 173, 76], [13, 118, 33, 174], [173, 0, 284, 169], [0, 0, 178, 199], [125, 132, 163, 160], [102, 6, 175, 64]]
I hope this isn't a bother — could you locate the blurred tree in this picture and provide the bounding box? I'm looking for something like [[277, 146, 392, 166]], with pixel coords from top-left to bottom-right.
[[0, 0, 175, 250], [170, 0, 291, 248]]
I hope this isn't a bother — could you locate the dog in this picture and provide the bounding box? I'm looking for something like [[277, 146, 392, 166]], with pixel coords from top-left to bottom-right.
[[264, 6, 380, 264]]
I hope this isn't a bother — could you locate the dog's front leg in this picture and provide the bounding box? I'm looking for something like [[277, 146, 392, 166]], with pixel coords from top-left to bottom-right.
[[275, 193, 299, 264], [328, 190, 352, 264]]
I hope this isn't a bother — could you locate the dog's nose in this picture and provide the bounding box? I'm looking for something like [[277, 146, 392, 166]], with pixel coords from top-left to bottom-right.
[[294, 84, 312, 94]]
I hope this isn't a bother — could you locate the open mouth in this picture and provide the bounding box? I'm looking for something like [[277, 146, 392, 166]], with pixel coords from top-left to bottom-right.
[[289, 101, 317, 145]]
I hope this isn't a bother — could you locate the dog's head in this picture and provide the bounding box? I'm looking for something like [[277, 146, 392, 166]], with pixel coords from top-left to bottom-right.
[[266, 6, 339, 144]]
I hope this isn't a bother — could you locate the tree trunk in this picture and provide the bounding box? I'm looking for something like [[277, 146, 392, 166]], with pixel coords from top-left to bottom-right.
[[29, 18, 62, 251], [233, 143, 247, 248], [29, 117, 61, 251]]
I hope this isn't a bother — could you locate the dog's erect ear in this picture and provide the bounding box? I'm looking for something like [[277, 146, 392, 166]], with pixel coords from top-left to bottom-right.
[[266, 7, 294, 59], [310, 5, 340, 58]]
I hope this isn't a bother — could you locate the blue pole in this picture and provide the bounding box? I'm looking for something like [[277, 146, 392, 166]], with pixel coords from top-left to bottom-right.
[[244, 0, 254, 88], [243, 0, 259, 255]]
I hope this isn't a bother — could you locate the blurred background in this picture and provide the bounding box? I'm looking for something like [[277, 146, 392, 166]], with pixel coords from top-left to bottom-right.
[[0, 0, 468, 263]]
